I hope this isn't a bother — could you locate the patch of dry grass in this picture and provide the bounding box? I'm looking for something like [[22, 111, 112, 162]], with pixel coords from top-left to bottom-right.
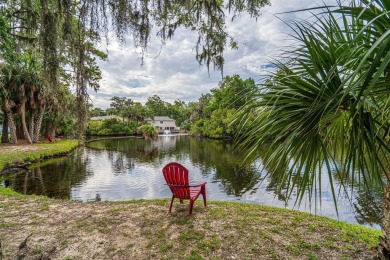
[[0, 193, 381, 259]]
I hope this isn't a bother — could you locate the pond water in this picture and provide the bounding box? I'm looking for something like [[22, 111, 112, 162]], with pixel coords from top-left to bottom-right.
[[1, 135, 382, 228]]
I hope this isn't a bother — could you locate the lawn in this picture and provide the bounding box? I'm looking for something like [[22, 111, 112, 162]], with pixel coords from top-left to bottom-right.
[[0, 139, 79, 171]]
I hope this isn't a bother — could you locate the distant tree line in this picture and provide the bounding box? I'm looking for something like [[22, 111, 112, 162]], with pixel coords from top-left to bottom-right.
[[87, 74, 258, 139]]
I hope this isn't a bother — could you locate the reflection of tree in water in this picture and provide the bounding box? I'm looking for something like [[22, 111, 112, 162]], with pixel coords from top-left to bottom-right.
[[3, 148, 92, 199], [106, 150, 135, 173], [216, 165, 261, 196], [331, 167, 383, 226], [87, 137, 190, 167], [353, 190, 382, 227], [188, 137, 261, 196], [88, 138, 159, 164], [260, 145, 383, 225], [256, 144, 305, 205], [87, 137, 261, 196]]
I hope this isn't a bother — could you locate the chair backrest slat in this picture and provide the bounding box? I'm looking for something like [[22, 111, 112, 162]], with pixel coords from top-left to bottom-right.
[[163, 162, 190, 199]]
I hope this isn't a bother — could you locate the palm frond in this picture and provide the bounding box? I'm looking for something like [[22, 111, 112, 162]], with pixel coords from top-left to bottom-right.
[[237, 2, 390, 211]]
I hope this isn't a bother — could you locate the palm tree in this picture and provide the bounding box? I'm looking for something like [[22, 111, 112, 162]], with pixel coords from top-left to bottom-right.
[[0, 13, 17, 144], [1, 109, 9, 143], [20, 52, 44, 143], [239, 0, 389, 257], [1, 62, 19, 144]]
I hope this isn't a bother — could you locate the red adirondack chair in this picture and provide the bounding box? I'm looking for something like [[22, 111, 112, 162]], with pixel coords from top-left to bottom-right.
[[162, 162, 207, 214]]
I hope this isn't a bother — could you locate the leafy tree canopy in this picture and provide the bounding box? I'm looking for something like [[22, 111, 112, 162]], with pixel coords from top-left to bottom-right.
[[191, 75, 258, 138]]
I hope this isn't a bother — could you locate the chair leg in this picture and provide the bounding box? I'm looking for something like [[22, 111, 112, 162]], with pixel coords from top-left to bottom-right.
[[189, 199, 194, 215], [201, 186, 207, 207], [169, 196, 174, 213]]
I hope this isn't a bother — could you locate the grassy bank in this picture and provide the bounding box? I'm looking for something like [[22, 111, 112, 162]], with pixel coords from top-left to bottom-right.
[[0, 189, 381, 259], [0, 139, 79, 171]]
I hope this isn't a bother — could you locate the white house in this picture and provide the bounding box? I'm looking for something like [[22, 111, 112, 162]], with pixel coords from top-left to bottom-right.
[[145, 116, 179, 133]]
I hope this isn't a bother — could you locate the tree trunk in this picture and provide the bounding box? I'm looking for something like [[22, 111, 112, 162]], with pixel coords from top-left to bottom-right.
[[33, 105, 45, 142], [49, 122, 56, 138], [3, 99, 17, 144], [16, 122, 23, 139], [379, 179, 390, 259], [76, 96, 87, 140], [19, 102, 32, 144], [44, 121, 49, 138], [1, 113, 9, 143], [17, 84, 32, 144], [29, 110, 35, 141]]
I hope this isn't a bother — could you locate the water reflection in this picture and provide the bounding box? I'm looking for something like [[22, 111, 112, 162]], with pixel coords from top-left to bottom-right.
[[353, 190, 382, 226], [1, 135, 382, 228], [2, 149, 92, 199]]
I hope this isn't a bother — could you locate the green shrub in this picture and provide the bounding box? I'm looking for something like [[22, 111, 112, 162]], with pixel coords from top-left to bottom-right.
[[190, 119, 205, 136], [86, 121, 103, 135], [138, 124, 158, 139]]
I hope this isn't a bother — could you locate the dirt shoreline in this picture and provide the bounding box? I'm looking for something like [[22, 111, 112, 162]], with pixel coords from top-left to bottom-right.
[[0, 193, 381, 260]]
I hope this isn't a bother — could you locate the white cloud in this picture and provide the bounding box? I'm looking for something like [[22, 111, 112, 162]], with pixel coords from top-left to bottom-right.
[[90, 0, 338, 109]]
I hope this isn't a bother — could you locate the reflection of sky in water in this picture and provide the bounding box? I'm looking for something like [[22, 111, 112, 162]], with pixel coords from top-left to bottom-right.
[[2, 135, 381, 229]]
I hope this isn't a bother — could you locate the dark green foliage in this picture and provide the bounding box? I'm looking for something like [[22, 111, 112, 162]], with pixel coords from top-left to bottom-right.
[[87, 118, 136, 136], [166, 100, 191, 128], [145, 95, 169, 117], [89, 107, 106, 117], [106, 95, 191, 129], [0, 2, 107, 142], [191, 75, 258, 138], [109, 97, 152, 123], [138, 123, 158, 139], [191, 109, 236, 138], [209, 75, 257, 111]]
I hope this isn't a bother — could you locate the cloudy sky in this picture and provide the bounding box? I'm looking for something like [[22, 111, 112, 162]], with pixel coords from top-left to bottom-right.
[[90, 0, 338, 109]]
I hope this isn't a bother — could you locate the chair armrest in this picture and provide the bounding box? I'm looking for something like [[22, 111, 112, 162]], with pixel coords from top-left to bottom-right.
[[190, 181, 207, 187], [166, 182, 206, 188], [167, 184, 190, 188]]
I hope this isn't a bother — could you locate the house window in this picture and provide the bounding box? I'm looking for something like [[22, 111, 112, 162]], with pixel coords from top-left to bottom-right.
[[160, 121, 163, 124]]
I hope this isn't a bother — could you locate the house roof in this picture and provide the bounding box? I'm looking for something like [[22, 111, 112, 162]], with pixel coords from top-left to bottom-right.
[[146, 116, 175, 121]]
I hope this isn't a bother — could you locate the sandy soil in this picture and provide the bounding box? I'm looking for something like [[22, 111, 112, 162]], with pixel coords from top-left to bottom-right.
[[0, 194, 379, 260], [1, 139, 52, 152]]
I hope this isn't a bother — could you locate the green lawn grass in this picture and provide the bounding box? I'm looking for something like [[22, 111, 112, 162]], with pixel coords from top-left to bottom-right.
[[0, 139, 80, 171]]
